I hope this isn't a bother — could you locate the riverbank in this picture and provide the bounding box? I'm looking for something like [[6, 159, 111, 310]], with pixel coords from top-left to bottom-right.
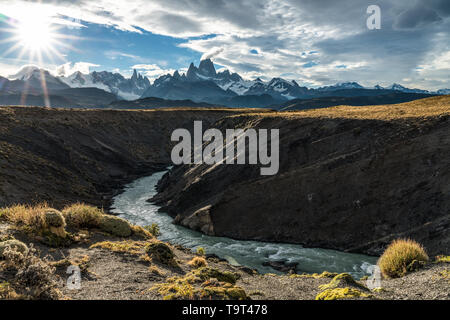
[[112, 172, 377, 278], [1, 205, 449, 300]]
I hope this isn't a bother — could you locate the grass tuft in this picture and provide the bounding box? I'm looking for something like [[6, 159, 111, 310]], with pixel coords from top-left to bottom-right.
[[188, 256, 208, 268], [378, 239, 429, 278], [62, 203, 104, 229]]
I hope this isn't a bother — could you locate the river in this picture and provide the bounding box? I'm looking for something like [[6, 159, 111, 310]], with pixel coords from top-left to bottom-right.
[[112, 170, 378, 278]]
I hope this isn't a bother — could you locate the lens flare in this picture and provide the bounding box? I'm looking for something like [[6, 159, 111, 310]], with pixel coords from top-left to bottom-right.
[[16, 18, 55, 51]]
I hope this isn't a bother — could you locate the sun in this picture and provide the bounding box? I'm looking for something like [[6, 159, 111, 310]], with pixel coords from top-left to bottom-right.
[[15, 18, 55, 52], [0, 11, 80, 107], [0, 13, 75, 64]]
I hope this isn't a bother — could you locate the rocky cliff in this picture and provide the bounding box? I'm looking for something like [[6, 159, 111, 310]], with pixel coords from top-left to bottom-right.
[[153, 96, 450, 256], [0, 106, 254, 209]]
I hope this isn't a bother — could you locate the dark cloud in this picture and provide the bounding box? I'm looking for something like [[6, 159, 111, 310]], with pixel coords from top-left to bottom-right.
[[395, 5, 442, 29]]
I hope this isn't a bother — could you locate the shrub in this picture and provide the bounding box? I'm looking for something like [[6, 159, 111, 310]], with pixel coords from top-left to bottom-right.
[[196, 247, 206, 256], [188, 256, 208, 268], [144, 223, 161, 237], [90, 240, 148, 255], [2, 245, 62, 300], [62, 203, 103, 229], [131, 225, 153, 239], [1, 205, 69, 242], [1, 203, 49, 230], [99, 215, 132, 237], [43, 209, 67, 238], [378, 239, 429, 278], [0, 240, 28, 258], [146, 241, 176, 266]]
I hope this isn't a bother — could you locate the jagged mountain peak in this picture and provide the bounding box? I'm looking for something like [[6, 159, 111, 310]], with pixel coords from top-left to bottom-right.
[[8, 65, 46, 81], [198, 58, 216, 77]]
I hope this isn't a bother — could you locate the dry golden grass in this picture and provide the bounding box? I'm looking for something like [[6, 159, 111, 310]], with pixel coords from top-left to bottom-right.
[[227, 95, 450, 121], [378, 239, 429, 278], [90, 240, 150, 255], [187, 256, 208, 268], [0, 203, 50, 230], [62, 203, 103, 229]]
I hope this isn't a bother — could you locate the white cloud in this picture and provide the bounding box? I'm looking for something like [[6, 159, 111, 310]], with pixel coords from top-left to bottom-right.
[[131, 64, 176, 82], [55, 62, 100, 76]]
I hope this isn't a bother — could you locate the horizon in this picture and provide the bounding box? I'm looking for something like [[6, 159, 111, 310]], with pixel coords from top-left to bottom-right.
[[0, 1, 449, 91], [3, 60, 445, 92]]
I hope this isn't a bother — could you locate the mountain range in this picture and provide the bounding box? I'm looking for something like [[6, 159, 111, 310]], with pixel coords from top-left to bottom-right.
[[0, 61, 449, 109]]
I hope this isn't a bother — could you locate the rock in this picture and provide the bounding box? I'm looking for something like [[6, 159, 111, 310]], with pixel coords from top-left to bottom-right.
[[177, 205, 215, 236], [0, 240, 28, 258], [262, 260, 298, 273], [153, 98, 450, 256], [238, 266, 258, 275], [99, 215, 132, 237]]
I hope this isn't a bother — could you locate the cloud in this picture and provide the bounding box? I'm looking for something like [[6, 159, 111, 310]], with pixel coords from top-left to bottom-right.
[[1, 0, 449, 89], [201, 48, 224, 61], [55, 62, 99, 76], [131, 64, 176, 82]]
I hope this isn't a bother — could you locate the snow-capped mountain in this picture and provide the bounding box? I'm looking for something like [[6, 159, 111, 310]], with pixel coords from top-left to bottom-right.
[[140, 58, 450, 107], [375, 83, 430, 94], [437, 89, 450, 95], [141, 58, 312, 104], [1, 62, 448, 109], [8, 66, 70, 91], [318, 82, 364, 91], [60, 69, 150, 100]]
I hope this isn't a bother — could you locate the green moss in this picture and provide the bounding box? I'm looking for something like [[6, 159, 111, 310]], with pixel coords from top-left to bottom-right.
[[319, 273, 368, 291], [193, 267, 240, 284], [91, 240, 149, 255], [435, 255, 450, 263], [152, 269, 247, 300], [196, 247, 206, 256], [203, 286, 247, 300], [290, 271, 338, 279], [316, 287, 372, 300], [438, 269, 450, 280], [39, 230, 73, 247], [99, 215, 132, 237], [144, 224, 160, 237]]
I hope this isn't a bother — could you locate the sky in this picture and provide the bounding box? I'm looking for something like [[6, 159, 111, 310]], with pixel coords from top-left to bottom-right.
[[0, 0, 449, 90]]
